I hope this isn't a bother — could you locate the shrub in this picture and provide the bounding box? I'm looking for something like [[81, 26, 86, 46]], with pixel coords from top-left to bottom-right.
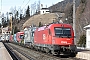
[[81, 0, 86, 3], [78, 34, 86, 47]]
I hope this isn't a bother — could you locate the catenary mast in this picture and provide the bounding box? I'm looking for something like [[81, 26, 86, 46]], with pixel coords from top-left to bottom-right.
[[73, 0, 76, 45]]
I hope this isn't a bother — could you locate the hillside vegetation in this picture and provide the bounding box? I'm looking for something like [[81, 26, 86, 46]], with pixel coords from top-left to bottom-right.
[[23, 13, 59, 27], [75, 0, 87, 42]]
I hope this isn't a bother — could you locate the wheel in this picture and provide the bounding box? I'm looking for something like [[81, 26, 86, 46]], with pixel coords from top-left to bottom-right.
[[70, 52, 77, 57], [44, 48, 50, 53], [51, 50, 57, 55]]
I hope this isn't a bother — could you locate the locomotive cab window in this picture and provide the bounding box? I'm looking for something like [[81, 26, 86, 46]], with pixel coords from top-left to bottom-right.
[[54, 27, 71, 38], [32, 32, 34, 37], [20, 35, 24, 39], [24, 33, 28, 38]]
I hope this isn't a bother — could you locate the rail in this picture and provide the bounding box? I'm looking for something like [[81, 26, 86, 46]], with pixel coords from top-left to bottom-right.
[[3, 43, 21, 60]]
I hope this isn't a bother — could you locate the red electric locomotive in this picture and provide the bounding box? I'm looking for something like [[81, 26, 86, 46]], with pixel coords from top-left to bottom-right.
[[34, 23, 77, 56], [9, 35, 13, 42], [16, 32, 24, 43]]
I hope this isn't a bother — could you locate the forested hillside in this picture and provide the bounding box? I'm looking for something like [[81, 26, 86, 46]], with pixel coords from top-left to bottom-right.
[[75, 0, 88, 44], [49, 0, 81, 12]]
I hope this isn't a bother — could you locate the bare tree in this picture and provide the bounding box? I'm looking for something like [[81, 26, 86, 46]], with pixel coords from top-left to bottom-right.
[[6, 12, 9, 25], [64, 2, 73, 23], [31, 2, 37, 15], [37, 0, 40, 12]]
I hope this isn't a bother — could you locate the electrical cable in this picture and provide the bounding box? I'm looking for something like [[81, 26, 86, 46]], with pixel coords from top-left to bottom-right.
[[22, 0, 30, 9]]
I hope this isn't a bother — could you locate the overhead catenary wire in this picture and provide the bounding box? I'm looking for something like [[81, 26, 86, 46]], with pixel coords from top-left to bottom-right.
[[1, 0, 2, 11], [0, 0, 2, 17], [21, 0, 26, 7], [18, 0, 26, 12], [17, 0, 30, 15], [0, 0, 2, 12], [18, 0, 26, 10], [18, 0, 30, 14], [22, 0, 30, 9]]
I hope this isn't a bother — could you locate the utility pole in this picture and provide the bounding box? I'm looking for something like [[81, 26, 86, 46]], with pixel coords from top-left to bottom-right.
[[9, 12, 12, 34], [73, 0, 76, 45]]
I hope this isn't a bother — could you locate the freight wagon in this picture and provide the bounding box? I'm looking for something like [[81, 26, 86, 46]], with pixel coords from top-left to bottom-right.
[[24, 27, 37, 47]]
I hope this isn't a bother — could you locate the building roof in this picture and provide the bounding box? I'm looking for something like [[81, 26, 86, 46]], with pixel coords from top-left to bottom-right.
[[84, 24, 90, 30]]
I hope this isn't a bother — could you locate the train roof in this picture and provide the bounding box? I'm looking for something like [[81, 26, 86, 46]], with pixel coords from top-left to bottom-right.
[[37, 23, 72, 31]]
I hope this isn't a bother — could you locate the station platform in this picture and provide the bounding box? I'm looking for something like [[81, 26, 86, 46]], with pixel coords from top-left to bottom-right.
[[0, 42, 13, 60], [76, 48, 90, 60]]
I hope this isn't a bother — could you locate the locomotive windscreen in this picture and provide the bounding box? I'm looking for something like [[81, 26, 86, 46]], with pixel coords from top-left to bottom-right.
[[54, 27, 71, 38], [20, 35, 24, 39]]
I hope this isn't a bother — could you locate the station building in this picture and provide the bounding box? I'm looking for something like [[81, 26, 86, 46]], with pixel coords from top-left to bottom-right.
[[84, 24, 90, 49]]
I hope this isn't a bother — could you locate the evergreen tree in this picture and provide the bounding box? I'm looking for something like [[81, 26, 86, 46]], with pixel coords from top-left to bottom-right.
[[20, 14, 22, 20], [81, 0, 86, 3], [39, 22, 43, 27], [16, 11, 19, 19], [78, 34, 86, 47], [26, 5, 30, 17]]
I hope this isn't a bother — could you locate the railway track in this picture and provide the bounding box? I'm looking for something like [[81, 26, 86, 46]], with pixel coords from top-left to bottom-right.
[[4, 43, 85, 60], [4, 43, 21, 60]]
